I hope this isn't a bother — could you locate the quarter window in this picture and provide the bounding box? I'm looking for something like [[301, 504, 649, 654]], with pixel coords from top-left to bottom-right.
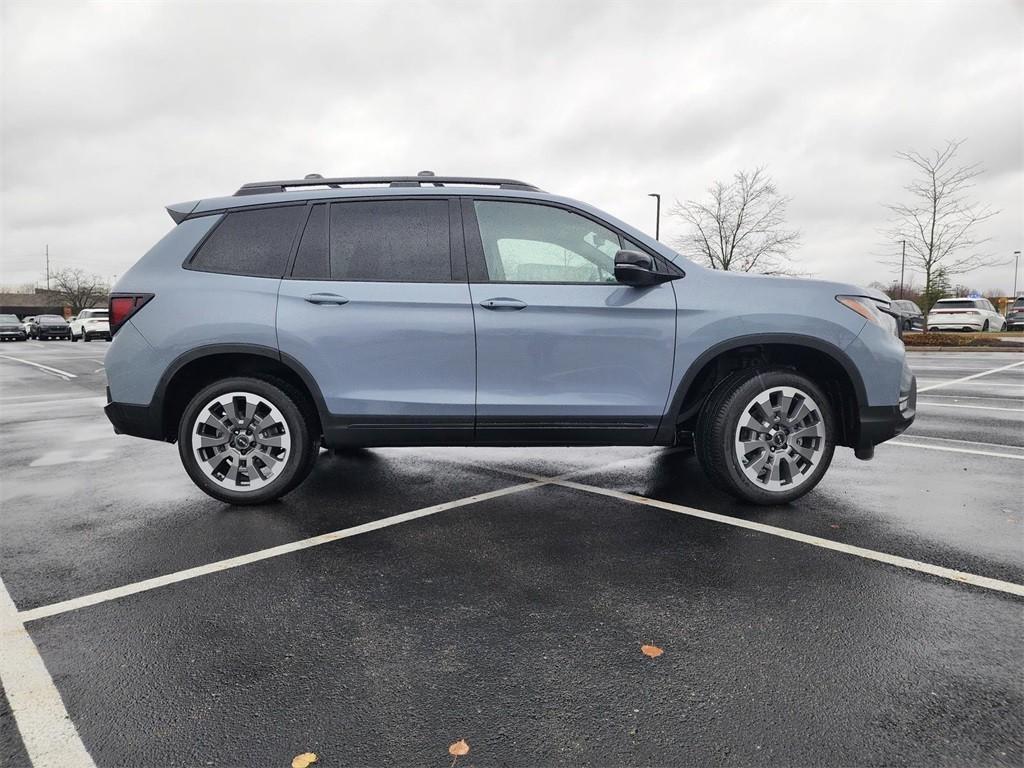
[[473, 201, 620, 283], [328, 200, 451, 282], [190, 206, 305, 277]]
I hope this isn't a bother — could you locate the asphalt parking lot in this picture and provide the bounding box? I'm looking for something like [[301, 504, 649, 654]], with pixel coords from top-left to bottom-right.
[[1, 340, 1022, 767]]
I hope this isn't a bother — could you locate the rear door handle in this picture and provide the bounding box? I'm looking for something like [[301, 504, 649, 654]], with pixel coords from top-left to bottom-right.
[[304, 293, 349, 306], [480, 297, 528, 311]]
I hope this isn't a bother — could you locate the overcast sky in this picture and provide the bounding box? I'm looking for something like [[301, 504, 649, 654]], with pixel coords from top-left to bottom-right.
[[2, 0, 1021, 292]]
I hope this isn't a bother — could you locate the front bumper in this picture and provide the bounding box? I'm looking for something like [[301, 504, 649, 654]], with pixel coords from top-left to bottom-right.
[[36, 328, 70, 338], [0, 329, 26, 339], [854, 364, 916, 459]]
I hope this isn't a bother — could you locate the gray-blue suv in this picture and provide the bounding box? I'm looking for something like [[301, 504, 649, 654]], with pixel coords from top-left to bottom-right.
[[104, 173, 916, 505]]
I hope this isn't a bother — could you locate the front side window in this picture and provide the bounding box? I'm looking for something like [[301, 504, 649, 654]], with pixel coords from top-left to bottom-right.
[[328, 200, 451, 282], [473, 201, 621, 283], [190, 206, 306, 277]]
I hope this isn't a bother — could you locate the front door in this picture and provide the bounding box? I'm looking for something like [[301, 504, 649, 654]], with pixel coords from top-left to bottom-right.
[[463, 198, 678, 444], [278, 197, 476, 445]]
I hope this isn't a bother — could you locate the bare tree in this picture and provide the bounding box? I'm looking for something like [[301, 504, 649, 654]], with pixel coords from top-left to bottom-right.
[[670, 167, 801, 274], [882, 139, 998, 326], [50, 268, 108, 315]]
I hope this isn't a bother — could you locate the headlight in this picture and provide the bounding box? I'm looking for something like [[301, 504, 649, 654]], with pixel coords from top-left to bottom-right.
[[836, 295, 899, 337]]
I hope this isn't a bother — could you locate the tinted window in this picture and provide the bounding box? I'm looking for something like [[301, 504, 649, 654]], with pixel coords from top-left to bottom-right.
[[328, 200, 450, 282], [934, 300, 979, 309], [474, 201, 618, 283], [191, 206, 305, 277], [292, 204, 329, 279]]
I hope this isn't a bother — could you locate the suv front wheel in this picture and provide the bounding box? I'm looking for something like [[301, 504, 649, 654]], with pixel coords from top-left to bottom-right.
[[178, 377, 317, 505], [696, 368, 835, 505]]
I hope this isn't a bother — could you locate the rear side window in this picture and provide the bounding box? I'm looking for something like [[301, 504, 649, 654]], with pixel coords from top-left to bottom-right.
[[190, 206, 305, 277], [327, 200, 451, 282]]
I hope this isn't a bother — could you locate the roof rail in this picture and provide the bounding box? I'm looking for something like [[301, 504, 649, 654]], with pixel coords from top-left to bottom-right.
[[234, 171, 542, 196]]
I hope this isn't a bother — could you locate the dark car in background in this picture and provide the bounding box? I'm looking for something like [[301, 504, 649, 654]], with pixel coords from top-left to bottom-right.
[[1007, 297, 1024, 331], [0, 314, 28, 341], [29, 314, 71, 340], [890, 299, 924, 332]]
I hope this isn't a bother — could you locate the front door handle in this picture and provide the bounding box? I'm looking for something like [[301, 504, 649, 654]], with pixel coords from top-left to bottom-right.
[[480, 297, 528, 311], [305, 293, 349, 306]]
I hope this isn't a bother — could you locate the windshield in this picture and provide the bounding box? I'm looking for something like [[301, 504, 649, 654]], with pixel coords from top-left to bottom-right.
[[1013, 299, 1024, 309], [38, 315, 66, 322], [934, 300, 979, 309], [81, 310, 108, 318], [0, 314, 19, 323]]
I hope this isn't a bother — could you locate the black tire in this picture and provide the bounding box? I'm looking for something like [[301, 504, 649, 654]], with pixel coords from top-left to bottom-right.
[[83, 333, 91, 342], [982, 320, 990, 332], [70, 332, 78, 342], [177, 376, 317, 505], [695, 367, 836, 505]]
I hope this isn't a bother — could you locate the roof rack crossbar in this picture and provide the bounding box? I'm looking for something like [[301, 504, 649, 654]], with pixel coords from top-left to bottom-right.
[[234, 176, 542, 196]]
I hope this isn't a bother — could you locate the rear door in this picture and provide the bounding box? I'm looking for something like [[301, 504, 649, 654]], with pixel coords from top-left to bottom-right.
[[463, 198, 677, 444], [277, 197, 476, 445]]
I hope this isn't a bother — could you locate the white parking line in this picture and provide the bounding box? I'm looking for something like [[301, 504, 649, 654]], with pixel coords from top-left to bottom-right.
[[918, 401, 1024, 413], [0, 354, 77, 380], [0, 575, 96, 768], [520, 475, 1024, 598], [18, 478, 549, 623], [917, 359, 1024, 393], [919, 393, 1023, 402], [896, 434, 1024, 451], [887, 441, 1024, 461]]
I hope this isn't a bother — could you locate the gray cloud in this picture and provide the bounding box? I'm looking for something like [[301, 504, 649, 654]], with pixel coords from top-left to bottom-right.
[[2, 0, 1021, 291]]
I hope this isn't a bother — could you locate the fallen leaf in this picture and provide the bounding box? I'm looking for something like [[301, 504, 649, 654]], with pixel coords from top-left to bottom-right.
[[448, 739, 470, 757], [829, 524, 841, 529], [291, 752, 318, 768], [641, 644, 663, 658]]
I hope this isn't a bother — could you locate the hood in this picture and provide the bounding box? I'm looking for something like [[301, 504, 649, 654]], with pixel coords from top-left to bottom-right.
[[696, 269, 890, 303]]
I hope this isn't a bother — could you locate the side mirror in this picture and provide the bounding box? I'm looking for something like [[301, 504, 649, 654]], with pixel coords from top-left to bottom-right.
[[614, 249, 673, 286]]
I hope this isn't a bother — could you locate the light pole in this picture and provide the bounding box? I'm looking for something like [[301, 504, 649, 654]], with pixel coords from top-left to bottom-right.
[[900, 240, 906, 299], [1014, 251, 1021, 299], [648, 193, 661, 240]]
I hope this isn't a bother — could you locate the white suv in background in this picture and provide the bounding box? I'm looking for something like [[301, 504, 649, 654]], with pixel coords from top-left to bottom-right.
[[927, 297, 1006, 332], [70, 308, 111, 342]]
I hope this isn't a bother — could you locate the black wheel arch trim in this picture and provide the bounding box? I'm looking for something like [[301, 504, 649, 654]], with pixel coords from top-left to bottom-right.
[[656, 333, 869, 443], [120, 343, 330, 442]]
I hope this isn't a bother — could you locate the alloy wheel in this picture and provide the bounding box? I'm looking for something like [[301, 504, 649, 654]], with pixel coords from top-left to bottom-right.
[[734, 385, 826, 492], [190, 391, 292, 492]]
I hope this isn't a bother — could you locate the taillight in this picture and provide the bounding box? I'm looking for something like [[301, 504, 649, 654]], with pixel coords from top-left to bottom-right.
[[108, 293, 154, 336]]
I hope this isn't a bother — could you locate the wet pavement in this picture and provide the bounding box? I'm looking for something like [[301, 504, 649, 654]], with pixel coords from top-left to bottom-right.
[[1, 340, 1022, 767]]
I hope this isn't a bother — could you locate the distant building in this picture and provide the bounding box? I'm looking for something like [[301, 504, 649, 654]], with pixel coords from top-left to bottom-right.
[[0, 289, 70, 319]]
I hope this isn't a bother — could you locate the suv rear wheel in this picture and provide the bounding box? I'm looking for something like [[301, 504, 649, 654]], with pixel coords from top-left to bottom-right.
[[696, 368, 835, 505], [178, 377, 317, 505]]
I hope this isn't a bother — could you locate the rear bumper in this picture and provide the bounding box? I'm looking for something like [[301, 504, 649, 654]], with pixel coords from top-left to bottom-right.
[[104, 388, 166, 441], [854, 366, 916, 458], [928, 319, 984, 331]]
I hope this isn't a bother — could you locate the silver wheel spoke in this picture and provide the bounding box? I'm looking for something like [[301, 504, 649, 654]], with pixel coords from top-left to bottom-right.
[[789, 442, 816, 463], [198, 433, 230, 448], [745, 450, 770, 476], [790, 423, 824, 441]]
